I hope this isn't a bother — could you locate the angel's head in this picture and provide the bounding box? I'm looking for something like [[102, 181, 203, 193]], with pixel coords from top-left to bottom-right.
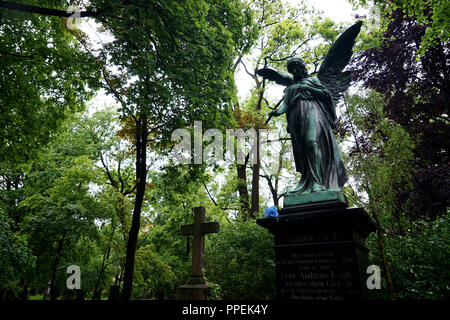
[[287, 57, 308, 80]]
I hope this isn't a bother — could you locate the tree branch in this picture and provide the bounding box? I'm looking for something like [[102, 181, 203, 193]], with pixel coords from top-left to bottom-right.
[[100, 155, 118, 190], [0, 1, 101, 18], [0, 49, 43, 60], [232, 54, 243, 74], [202, 180, 219, 207], [268, 38, 310, 62], [240, 60, 256, 80]]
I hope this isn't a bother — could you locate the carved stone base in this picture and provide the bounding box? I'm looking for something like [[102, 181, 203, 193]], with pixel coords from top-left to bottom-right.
[[175, 283, 210, 300], [283, 190, 347, 207], [257, 203, 376, 300]]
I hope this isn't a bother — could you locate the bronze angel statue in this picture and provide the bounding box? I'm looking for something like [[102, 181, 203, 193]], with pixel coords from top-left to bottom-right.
[[257, 21, 362, 203]]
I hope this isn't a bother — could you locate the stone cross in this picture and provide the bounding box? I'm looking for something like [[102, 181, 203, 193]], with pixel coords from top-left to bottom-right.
[[179, 207, 219, 285]]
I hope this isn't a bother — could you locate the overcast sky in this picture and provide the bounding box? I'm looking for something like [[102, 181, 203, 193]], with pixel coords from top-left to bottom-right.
[[304, 0, 362, 22]]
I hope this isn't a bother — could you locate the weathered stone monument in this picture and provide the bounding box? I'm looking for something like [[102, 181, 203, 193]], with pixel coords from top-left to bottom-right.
[[176, 206, 219, 300], [256, 21, 376, 300], [258, 202, 375, 300]]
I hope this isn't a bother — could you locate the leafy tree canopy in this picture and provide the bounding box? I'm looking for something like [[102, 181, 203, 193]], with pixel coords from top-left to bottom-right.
[[0, 0, 100, 165], [350, 0, 450, 55]]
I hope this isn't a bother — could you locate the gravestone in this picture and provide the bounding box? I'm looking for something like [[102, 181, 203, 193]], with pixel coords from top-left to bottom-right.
[[257, 200, 376, 300], [176, 207, 219, 300]]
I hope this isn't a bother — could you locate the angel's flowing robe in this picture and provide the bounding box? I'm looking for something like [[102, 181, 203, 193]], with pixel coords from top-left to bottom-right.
[[283, 76, 347, 193]]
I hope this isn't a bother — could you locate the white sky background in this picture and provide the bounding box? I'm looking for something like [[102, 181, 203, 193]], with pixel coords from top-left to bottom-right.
[[306, 0, 361, 22]]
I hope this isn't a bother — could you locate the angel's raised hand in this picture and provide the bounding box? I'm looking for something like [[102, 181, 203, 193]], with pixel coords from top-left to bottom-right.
[[269, 110, 281, 117], [269, 110, 276, 117]]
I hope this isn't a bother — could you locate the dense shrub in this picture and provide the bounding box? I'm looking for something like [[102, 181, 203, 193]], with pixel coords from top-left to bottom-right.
[[204, 220, 275, 299]]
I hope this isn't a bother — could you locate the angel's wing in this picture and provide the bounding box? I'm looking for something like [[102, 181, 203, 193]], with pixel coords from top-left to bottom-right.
[[256, 67, 294, 87], [318, 21, 362, 103]]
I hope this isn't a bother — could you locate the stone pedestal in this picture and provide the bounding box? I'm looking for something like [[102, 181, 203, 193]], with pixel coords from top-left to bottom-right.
[[175, 283, 210, 300], [257, 201, 376, 300]]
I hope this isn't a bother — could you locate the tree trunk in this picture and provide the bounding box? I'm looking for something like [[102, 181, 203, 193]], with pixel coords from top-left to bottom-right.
[[92, 225, 116, 300], [236, 164, 250, 215], [117, 196, 129, 243], [250, 132, 260, 218], [264, 176, 279, 209], [250, 80, 264, 218], [372, 212, 395, 300], [50, 230, 66, 301], [0, 1, 100, 18], [121, 115, 148, 301]]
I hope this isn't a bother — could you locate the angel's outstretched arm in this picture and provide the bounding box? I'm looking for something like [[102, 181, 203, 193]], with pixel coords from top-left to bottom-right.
[[270, 100, 288, 117], [256, 68, 294, 87]]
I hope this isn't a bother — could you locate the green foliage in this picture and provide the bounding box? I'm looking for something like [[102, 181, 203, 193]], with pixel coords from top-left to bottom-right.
[[0, 0, 100, 165], [343, 89, 449, 299], [244, 0, 348, 75], [8, 114, 115, 295], [204, 221, 275, 299], [89, 0, 254, 142], [349, 0, 450, 55], [0, 0, 258, 300], [18, 157, 102, 290], [0, 209, 35, 291], [2, 0, 445, 302], [86, 1, 254, 298], [367, 212, 450, 299], [141, 223, 191, 284], [133, 244, 177, 298], [343, 91, 415, 223]]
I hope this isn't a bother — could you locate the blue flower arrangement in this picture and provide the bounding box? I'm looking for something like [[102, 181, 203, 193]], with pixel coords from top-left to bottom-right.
[[263, 206, 279, 218]]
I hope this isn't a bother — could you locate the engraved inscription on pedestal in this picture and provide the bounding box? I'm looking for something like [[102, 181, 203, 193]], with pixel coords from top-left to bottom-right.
[[257, 206, 376, 300], [276, 245, 363, 300]]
